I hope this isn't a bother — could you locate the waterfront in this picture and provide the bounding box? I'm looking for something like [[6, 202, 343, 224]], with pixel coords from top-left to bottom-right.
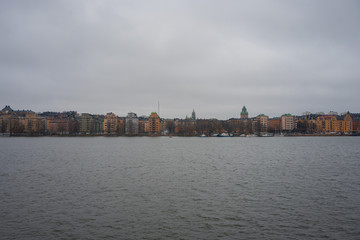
[[1, 137, 359, 239]]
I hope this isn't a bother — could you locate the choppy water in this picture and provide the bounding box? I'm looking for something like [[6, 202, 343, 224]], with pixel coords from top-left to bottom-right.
[[1, 136, 360, 239]]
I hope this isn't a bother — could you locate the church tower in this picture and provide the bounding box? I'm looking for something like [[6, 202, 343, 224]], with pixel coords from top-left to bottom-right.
[[191, 109, 196, 120], [241, 106, 248, 119]]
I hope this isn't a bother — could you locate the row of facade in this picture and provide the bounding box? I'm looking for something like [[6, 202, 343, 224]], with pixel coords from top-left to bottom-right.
[[1, 105, 359, 136], [0, 106, 163, 136]]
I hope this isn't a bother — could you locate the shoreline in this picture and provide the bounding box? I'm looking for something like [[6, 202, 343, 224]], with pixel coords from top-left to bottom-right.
[[1, 134, 359, 137]]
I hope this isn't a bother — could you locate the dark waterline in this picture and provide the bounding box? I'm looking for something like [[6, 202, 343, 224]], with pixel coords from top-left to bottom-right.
[[1, 137, 360, 239]]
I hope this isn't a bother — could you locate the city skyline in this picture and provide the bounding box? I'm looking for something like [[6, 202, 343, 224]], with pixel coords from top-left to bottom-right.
[[1, 104, 356, 120], [1, 104, 359, 136], [1, 0, 360, 119]]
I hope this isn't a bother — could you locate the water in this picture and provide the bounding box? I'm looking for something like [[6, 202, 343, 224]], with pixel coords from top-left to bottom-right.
[[1, 137, 359, 239]]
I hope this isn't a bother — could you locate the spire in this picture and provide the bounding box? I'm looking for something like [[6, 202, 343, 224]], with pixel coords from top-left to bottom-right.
[[191, 109, 196, 120]]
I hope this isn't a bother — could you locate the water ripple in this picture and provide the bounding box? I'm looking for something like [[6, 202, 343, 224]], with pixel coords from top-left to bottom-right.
[[1, 137, 360, 239]]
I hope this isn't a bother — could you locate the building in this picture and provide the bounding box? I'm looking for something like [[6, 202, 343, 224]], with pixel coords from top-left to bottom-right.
[[91, 114, 104, 134], [241, 106, 248, 119], [352, 114, 360, 133], [295, 116, 317, 134], [118, 117, 125, 135], [268, 118, 281, 133], [21, 113, 43, 134], [281, 114, 295, 131], [125, 112, 139, 135], [339, 114, 353, 133], [316, 115, 337, 133], [148, 112, 161, 135], [138, 116, 149, 134], [1, 106, 44, 135], [191, 109, 196, 120], [0, 111, 11, 133], [174, 118, 197, 136], [104, 112, 118, 135], [1, 105, 13, 114], [254, 114, 269, 133], [79, 113, 93, 134], [47, 117, 74, 135], [316, 113, 353, 134]]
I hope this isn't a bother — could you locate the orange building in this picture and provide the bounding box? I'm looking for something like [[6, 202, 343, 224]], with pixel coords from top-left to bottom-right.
[[148, 112, 161, 135], [255, 114, 269, 133], [104, 112, 118, 135]]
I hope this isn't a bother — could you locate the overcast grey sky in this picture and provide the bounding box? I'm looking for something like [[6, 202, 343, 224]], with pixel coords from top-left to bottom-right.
[[1, 0, 359, 119]]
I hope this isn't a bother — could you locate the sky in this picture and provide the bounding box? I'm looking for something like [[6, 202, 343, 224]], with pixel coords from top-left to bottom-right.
[[1, 0, 360, 119]]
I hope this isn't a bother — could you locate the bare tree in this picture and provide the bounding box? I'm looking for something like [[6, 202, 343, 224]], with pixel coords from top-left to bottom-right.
[[10, 118, 24, 135], [166, 120, 176, 134]]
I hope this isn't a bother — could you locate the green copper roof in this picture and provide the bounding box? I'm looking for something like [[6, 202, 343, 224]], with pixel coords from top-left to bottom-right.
[[241, 106, 248, 115]]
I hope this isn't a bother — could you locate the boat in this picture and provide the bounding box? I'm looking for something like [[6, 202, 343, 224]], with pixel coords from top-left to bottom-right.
[[217, 132, 233, 137], [259, 132, 274, 137]]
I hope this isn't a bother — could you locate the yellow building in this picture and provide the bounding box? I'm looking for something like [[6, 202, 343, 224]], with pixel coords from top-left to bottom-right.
[[341, 113, 353, 133], [21, 113, 43, 134], [316, 113, 352, 134], [79, 113, 93, 134], [0, 114, 11, 133], [0, 112, 43, 135]]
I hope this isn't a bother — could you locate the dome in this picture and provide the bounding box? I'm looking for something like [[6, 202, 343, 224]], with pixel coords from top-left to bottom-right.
[[241, 106, 248, 115]]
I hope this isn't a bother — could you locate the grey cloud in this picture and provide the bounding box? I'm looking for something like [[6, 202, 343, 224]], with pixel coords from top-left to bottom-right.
[[1, 0, 359, 119]]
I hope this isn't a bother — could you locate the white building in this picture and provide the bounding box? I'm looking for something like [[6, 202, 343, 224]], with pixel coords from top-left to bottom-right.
[[281, 114, 295, 131], [125, 112, 139, 135]]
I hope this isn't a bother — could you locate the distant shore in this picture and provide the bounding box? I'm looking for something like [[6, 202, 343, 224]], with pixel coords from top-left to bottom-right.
[[1, 133, 359, 137]]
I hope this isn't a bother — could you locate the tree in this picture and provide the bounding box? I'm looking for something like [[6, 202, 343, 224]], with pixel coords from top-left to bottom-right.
[[238, 121, 246, 134], [10, 118, 24, 135], [184, 121, 196, 136], [245, 120, 253, 134], [0, 118, 8, 133], [69, 119, 79, 135], [166, 120, 176, 134], [32, 119, 43, 135], [57, 122, 66, 135]]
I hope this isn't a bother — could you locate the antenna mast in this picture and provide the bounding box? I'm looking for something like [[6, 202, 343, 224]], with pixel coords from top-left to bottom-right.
[[158, 101, 160, 116]]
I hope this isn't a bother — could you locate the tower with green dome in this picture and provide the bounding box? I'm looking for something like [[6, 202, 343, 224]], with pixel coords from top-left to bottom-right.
[[241, 106, 248, 119]]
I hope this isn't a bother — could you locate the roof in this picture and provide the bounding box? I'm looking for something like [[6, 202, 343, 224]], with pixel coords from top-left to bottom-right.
[[241, 106, 248, 115], [1, 105, 13, 112]]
